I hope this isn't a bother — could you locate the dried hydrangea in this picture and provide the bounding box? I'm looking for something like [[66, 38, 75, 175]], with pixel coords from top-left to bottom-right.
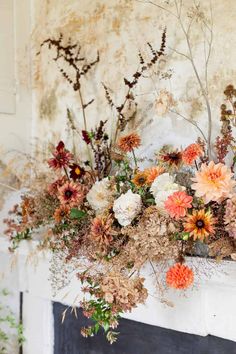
[[100, 272, 148, 312], [122, 207, 180, 269], [113, 190, 142, 226]]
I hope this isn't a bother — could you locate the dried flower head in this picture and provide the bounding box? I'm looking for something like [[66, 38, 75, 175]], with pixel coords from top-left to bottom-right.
[[100, 273, 148, 312], [82, 130, 91, 144], [164, 191, 193, 219], [166, 263, 194, 290], [224, 195, 236, 238], [182, 143, 203, 165], [122, 207, 180, 268], [53, 205, 70, 223], [184, 209, 215, 241], [118, 133, 141, 153]]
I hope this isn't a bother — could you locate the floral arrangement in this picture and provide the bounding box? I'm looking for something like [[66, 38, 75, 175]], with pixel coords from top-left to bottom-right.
[[2, 8, 236, 342], [4, 110, 236, 342]]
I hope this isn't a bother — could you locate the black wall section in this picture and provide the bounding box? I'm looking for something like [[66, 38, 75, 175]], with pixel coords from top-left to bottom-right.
[[53, 302, 236, 354]]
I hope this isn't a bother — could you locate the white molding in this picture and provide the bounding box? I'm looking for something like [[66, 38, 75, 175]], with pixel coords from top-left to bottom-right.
[[1, 237, 236, 353]]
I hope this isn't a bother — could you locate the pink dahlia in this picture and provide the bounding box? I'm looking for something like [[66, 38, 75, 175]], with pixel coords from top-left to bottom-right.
[[164, 191, 193, 219], [58, 181, 85, 206], [191, 161, 235, 203]]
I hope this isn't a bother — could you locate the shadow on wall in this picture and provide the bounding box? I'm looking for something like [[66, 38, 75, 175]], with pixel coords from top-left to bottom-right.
[[53, 302, 236, 354]]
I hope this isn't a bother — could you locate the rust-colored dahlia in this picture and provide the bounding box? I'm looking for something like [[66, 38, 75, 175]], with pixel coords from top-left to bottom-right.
[[132, 171, 148, 187], [48, 141, 73, 170], [184, 209, 215, 241], [53, 205, 70, 223], [90, 215, 114, 246], [144, 166, 165, 184], [160, 150, 182, 169], [58, 181, 85, 206], [182, 143, 203, 165], [118, 133, 141, 153], [166, 263, 194, 290]]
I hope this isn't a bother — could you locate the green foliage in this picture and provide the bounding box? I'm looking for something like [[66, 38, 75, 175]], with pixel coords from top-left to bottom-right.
[[0, 289, 25, 354], [70, 208, 87, 220], [80, 279, 121, 344], [10, 229, 32, 252]]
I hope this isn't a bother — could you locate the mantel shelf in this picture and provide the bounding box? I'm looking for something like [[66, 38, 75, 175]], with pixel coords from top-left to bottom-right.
[[1, 237, 236, 346]]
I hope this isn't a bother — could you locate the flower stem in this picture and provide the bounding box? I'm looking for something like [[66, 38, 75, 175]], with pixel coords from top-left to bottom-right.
[[78, 87, 94, 169], [131, 149, 138, 171]]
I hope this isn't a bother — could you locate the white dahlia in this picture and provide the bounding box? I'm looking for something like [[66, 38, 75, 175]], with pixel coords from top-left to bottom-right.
[[113, 190, 142, 226], [150, 173, 184, 212], [87, 178, 113, 214]]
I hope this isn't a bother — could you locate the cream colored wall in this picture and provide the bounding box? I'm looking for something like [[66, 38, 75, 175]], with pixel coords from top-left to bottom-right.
[[32, 0, 236, 162], [0, 0, 32, 160]]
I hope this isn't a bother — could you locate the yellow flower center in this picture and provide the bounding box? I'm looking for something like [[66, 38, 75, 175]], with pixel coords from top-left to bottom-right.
[[75, 167, 81, 175]]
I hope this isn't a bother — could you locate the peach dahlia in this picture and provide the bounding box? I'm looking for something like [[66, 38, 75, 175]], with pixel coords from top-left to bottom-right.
[[191, 161, 235, 203]]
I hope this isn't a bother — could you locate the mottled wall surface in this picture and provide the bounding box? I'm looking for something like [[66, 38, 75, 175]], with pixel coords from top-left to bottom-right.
[[32, 0, 236, 161]]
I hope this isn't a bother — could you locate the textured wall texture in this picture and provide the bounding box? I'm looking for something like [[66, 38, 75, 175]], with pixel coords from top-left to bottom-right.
[[32, 0, 236, 161]]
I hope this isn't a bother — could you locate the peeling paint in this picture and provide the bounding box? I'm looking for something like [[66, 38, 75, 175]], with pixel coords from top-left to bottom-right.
[[32, 0, 236, 157]]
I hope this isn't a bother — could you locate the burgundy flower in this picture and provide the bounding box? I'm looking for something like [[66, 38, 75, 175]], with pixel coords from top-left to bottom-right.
[[48, 141, 73, 170], [69, 164, 85, 181], [82, 131, 91, 145]]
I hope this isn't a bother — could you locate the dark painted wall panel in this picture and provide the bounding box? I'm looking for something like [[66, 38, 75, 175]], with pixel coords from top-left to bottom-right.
[[53, 302, 236, 354]]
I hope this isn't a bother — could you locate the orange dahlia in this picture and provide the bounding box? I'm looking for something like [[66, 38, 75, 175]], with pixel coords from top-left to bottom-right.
[[182, 143, 203, 165], [166, 263, 194, 290], [118, 133, 141, 153], [164, 191, 193, 219], [132, 171, 148, 187], [144, 166, 165, 184], [191, 161, 235, 203], [184, 209, 215, 241]]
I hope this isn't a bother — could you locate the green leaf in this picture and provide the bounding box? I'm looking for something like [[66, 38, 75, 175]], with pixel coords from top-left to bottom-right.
[[70, 209, 87, 220], [182, 232, 190, 241], [94, 323, 100, 334], [103, 322, 110, 333]]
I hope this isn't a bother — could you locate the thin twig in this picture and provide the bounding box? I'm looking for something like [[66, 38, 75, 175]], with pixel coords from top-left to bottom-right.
[[0, 182, 19, 192], [170, 109, 207, 142]]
